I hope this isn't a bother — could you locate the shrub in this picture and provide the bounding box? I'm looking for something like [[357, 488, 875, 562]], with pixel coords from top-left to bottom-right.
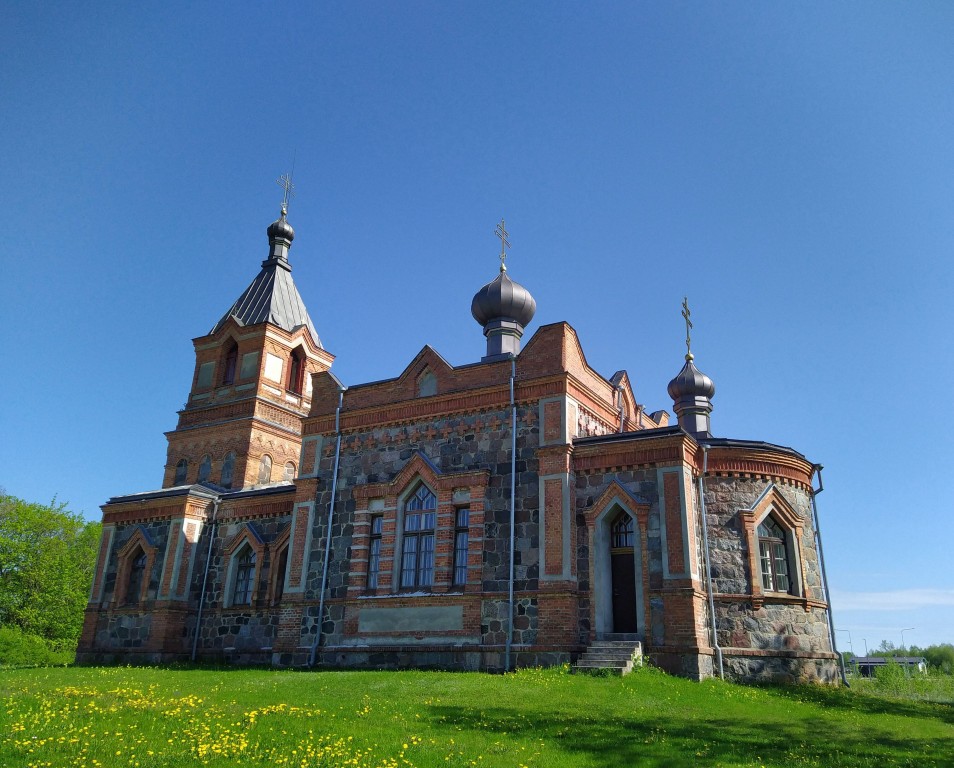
[[0, 625, 74, 667]]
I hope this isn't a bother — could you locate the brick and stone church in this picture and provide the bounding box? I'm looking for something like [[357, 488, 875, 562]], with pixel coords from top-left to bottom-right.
[[78, 204, 840, 682]]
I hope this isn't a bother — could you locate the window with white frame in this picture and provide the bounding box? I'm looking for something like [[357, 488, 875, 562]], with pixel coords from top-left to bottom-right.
[[452, 507, 470, 585], [367, 515, 383, 589], [232, 547, 256, 605], [757, 516, 791, 593], [400, 486, 436, 588]]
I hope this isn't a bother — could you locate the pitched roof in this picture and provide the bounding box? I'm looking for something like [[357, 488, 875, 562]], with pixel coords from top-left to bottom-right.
[[210, 257, 321, 347]]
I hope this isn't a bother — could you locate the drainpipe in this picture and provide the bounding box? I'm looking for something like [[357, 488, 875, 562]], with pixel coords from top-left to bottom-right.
[[191, 496, 220, 662], [697, 446, 724, 679], [309, 385, 346, 668], [505, 356, 517, 672], [811, 464, 849, 687]]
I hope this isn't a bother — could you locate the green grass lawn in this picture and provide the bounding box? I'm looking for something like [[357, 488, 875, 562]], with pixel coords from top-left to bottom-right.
[[1, 665, 952, 768]]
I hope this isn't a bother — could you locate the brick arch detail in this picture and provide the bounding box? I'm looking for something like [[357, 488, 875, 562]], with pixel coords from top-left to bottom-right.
[[737, 484, 809, 609], [114, 526, 158, 606]]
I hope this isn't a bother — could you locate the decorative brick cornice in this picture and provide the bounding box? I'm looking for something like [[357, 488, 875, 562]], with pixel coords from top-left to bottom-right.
[[304, 376, 568, 436], [693, 445, 814, 489], [573, 434, 691, 473]]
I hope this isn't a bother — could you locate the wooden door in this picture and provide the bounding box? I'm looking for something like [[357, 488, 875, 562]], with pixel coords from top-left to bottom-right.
[[610, 514, 637, 633]]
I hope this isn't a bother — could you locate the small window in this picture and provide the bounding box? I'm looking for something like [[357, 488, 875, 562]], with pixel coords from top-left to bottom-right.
[[258, 455, 272, 484], [287, 347, 306, 395], [283, 461, 296, 481], [197, 455, 212, 483], [233, 548, 256, 605], [401, 486, 436, 588], [453, 507, 470, 585], [417, 370, 437, 397], [220, 451, 236, 489], [758, 516, 791, 593], [222, 342, 238, 385], [367, 515, 383, 589], [611, 514, 634, 549], [174, 458, 189, 485], [126, 549, 147, 605]]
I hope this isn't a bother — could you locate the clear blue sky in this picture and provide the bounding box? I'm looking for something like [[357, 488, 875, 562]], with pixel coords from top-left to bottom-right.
[[2, 3, 952, 651]]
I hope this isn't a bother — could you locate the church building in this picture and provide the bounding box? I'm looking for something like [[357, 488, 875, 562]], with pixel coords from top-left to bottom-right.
[[77, 202, 840, 682]]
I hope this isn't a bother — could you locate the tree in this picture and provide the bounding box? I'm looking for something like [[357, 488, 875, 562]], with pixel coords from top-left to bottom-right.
[[0, 491, 101, 650]]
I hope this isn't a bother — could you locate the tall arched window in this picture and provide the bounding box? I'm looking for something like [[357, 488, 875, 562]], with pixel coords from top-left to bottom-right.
[[174, 458, 189, 485], [258, 455, 272, 484], [400, 485, 437, 588], [287, 347, 306, 395], [126, 548, 147, 605], [282, 461, 296, 481], [222, 341, 238, 385], [197, 455, 212, 483], [220, 451, 236, 489], [758, 516, 791, 593], [232, 547, 256, 605]]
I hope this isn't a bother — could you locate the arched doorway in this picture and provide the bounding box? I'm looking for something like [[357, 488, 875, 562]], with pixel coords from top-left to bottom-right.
[[610, 512, 638, 633]]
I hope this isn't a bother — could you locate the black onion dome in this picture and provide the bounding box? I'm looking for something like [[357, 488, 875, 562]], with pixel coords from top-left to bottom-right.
[[471, 270, 537, 327], [667, 358, 716, 400], [267, 210, 295, 243]]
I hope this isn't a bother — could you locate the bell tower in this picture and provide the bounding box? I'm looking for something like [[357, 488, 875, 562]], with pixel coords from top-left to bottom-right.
[[162, 203, 334, 490]]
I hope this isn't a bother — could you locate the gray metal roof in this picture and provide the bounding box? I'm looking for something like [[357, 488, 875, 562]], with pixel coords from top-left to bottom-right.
[[210, 210, 321, 346], [211, 257, 321, 346]]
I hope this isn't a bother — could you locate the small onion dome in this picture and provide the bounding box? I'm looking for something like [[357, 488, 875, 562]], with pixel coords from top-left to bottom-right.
[[471, 270, 537, 328], [267, 209, 295, 243], [667, 357, 716, 401]]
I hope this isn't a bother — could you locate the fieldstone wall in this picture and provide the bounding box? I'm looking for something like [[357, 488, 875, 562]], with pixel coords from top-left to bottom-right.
[[305, 405, 541, 650]]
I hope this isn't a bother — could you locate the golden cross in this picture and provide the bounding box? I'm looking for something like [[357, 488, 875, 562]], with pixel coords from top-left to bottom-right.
[[495, 219, 510, 272], [276, 173, 295, 214], [681, 297, 694, 360]]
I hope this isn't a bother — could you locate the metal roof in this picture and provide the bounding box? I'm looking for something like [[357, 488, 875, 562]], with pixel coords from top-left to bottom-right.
[[211, 258, 321, 346]]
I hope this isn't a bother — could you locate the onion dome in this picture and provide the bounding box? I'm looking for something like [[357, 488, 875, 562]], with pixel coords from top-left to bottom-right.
[[267, 207, 295, 244], [471, 269, 537, 328], [667, 356, 716, 401], [667, 354, 715, 438]]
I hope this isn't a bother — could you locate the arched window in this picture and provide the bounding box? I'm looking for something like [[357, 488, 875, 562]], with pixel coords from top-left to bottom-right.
[[367, 515, 383, 589], [611, 514, 635, 549], [417, 369, 437, 397], [283, 461, 296, 481], [125, 548, 147, 605], [197, 455, 212, 483], [220, 452, 236, 489], [233, 547, 256, 606], [222, 341, 238, 385], [174, 458, 189, 485], [758, 516, 791, 593], [400, 485, 437, 588], [287, 347, 306, 395], [258, 455, 272, 484]]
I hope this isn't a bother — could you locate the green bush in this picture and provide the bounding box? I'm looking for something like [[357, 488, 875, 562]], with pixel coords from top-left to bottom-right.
[[0, 625, 74, 667]]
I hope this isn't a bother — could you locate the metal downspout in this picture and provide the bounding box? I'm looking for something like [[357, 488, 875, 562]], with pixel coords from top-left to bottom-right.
[[191, 497, 220, 662], [309, 387, 345, 668], [505, 356, 517, 672], [698, 446, 724, 679], [811, 464, 849, 686]]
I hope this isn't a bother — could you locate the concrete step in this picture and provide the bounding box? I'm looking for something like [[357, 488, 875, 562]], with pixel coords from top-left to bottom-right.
[[572, 639, 642, 676]]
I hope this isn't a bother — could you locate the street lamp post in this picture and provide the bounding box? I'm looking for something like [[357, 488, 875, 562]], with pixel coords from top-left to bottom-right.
[[836, 629, 853, 655], [900, 627, 915, 652]]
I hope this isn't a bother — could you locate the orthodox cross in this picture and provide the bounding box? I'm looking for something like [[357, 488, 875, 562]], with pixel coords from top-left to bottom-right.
[[681, 297, 694, 360], [495, 219, 510, 272], [276, 173, 295, 215]]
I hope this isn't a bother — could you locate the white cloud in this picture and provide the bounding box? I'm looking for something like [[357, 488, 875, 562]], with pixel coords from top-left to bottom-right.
[[832, 588, 954, 611]]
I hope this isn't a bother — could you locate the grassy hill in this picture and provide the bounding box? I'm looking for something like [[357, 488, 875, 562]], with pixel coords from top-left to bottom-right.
[[1, 664, 951, 767]]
